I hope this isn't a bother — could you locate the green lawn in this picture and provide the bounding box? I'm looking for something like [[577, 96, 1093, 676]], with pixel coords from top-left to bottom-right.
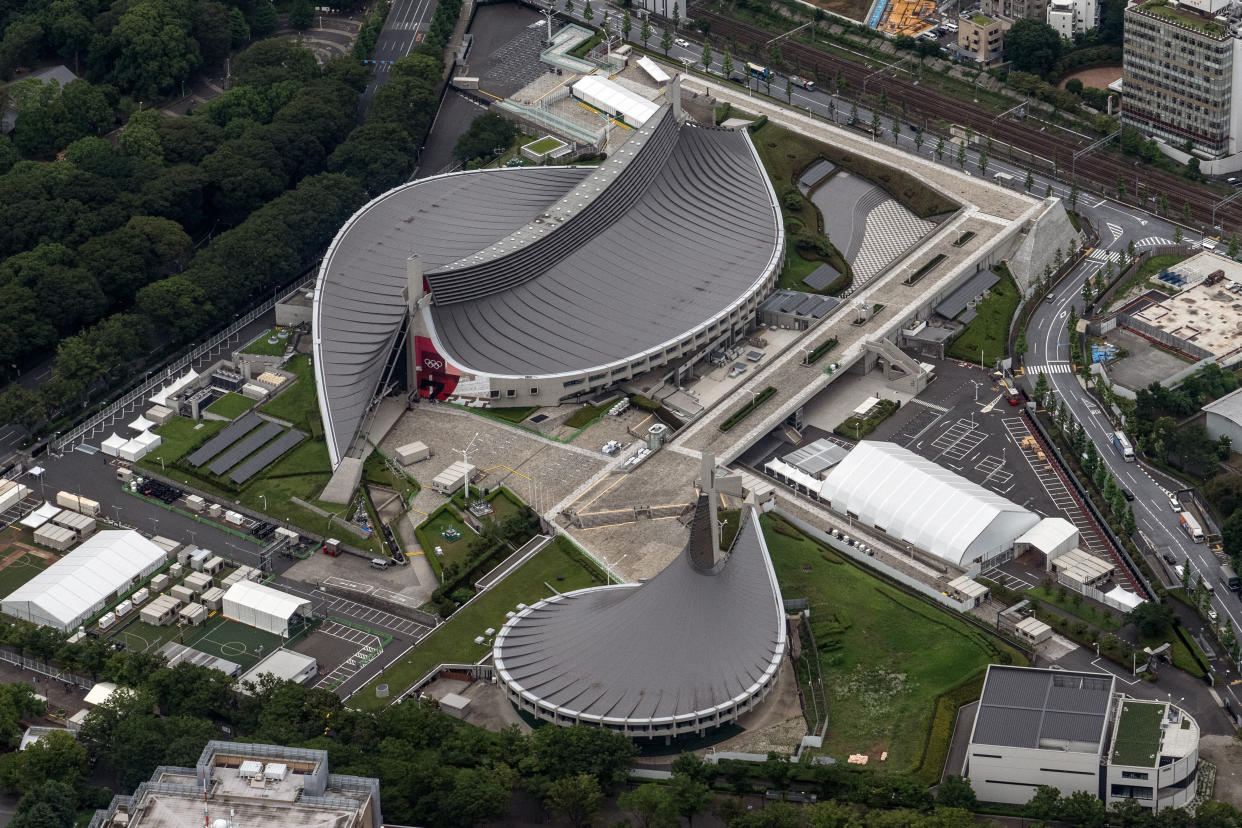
[[778, 251, 849, 295], [1029, 586, 1121, 630], [205, 392, 255, 420], [1110, 253, 1188, 307], [1111, 700, 1165, 767], [763, 514, 1019, 770], [0, 554, 48, 598], [414, 505, 476, 571], [354, 535, 603, 712], [564, 398, 619, 429], [452, 486, 526, 524], [946, 266, 1020, 366], [524, 136, 564, 154], [260, 354, 317, 428], [111, 615, 284, 672], [833, 398, 900, 440], [470, 405, 539, 424], [142, 417, 226, 466], [242, 327, 290, 356]]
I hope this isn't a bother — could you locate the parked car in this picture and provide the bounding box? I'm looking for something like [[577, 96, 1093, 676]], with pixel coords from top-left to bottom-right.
[[674, 37, 690, 47]]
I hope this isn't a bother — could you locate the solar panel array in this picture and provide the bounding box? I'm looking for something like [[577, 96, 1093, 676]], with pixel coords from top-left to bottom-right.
[[207, 421, 283, 476], [228, 429, 307, 484], [187, 413, 262, 467]]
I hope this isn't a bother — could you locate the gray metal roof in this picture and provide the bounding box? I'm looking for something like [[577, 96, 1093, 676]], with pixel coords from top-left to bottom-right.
[[313, 110, 781, 465], [759, 289, 840, 320], [934, 268, 1000, 319], [1203, 386, 1242, 426], [493, 505, 786, 726], [426, 120, 781, 376], [801, 263, 842, 292], [781, 438, 849, 477], [970, 665, 1115, 753], [313, 166, 591, 464]]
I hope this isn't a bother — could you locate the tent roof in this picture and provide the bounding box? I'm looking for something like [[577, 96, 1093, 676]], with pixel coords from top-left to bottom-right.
[[818, 441, 1039, 567], [101, 433, 127, 450], [2, 531, 166, 629], [128, 415, 155, 432], [571, 75, 661, 125], [19, 502, 61, 530], [223, 580, 311, 622], [1016, 517, 1078, 553]]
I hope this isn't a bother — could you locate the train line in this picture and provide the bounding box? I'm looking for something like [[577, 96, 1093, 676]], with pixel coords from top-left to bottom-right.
[[699, 10, 1242, 231]]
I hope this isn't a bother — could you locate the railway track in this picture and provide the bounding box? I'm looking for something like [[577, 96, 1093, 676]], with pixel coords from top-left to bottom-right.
[[699, 10, 1242, 232]]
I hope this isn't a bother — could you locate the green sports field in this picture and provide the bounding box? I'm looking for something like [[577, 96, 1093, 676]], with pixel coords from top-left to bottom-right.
[[0, 554, 49, 598], [110, 614, 284, 671]]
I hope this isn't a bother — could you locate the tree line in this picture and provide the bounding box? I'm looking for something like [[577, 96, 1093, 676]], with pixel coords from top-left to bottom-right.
[[0, 23, 451, 436]]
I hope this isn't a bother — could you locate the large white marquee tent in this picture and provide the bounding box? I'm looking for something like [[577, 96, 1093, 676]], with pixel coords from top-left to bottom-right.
[[817, 441, 1040, 568], [1, 530, 166, 632], [222, 580, 312, 637]]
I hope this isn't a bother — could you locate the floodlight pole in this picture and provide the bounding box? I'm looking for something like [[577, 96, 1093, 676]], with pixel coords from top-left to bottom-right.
[[457, 432, 480, 500]]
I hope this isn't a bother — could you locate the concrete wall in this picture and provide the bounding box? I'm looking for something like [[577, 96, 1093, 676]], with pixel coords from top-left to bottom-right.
[[1007, 199, 1084, 297], [967, 744, 1101, 805]]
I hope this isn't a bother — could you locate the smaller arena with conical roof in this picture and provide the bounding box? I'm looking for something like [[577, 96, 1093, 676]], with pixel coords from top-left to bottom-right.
[[492, 459, 787, 739]]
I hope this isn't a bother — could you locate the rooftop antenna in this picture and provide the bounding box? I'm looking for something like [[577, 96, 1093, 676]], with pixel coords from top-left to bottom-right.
[[456, 432, 480, 500]]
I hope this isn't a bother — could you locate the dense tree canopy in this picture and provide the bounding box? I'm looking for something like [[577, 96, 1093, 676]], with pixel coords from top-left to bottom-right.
[[1005, 19, 1062, 76]]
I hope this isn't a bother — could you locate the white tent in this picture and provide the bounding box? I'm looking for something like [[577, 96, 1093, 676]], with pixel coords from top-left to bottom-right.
[[118, 439, 148, 462], [128, 415, 155, 433], [571, 75, 661, 126], [636, 56, 671, 84], [134, 431, 162, 451], [1, 531, 166, 632], [1104, 585, 1145, 611], [100, 433, 127, 457], [148, 369, 199, 407], [818, 442, 1039, 568], [222, 580, 311, 637], [19, 502, 61, 530]]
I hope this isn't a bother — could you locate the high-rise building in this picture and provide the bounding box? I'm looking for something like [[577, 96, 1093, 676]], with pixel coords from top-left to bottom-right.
[[1123, 0, 1242, 158]]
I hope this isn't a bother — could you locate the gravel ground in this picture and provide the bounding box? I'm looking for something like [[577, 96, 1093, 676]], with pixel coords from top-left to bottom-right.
[[1200, 734, 1242, 808]]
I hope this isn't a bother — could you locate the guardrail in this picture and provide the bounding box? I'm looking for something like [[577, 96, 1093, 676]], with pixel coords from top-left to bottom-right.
[[53, 276, 314, 453]]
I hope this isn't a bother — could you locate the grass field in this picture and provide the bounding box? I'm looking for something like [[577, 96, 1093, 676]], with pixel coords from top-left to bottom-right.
[[205, 392, 254, 420], [261, 354, 316, 428], [564, 398, 619, 429], [763, 514, 1015, 770], [354, 535, 603, 712], [472, 405, 538, 424], [1029, 585, 1120, 630], [110, 614, 284, 671], [242, 328, 289, 356], [414, 506, 476, 571], [1111, 253, 1189, 306], [0, 554, 48, 598], [142, 418, 226, 466], [524, 136, 564, 154], [946, 266, 1020, 366]]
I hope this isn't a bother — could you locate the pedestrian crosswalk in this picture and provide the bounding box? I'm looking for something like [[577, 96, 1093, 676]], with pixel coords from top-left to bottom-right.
[[1085, 249, 1110, 263], [1133, 236, 1173, 248], [1025, 362, 1074, 375]]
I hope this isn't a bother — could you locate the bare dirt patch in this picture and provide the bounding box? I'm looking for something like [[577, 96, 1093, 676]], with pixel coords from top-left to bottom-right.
[[1058, 65, 1122, 90], [1200, 734, 1242, 807]]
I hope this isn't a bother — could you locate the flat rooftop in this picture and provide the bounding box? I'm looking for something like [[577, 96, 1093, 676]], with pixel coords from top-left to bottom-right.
[[1111, 700, 1166, 768], [1129, 253, 1242, 359], [971, 665, 1115, 753]]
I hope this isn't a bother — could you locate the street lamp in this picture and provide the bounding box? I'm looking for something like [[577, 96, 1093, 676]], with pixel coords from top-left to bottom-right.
[[150, 517, 159, 535], [259, 494, 267, 512], [157, 456, 164, 471]]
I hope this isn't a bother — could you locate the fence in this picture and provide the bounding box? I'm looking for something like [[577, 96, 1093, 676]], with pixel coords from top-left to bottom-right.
[[1055, 571, 1139, 613], [55, 276, 315, 453], [0, 646, 95, 690]]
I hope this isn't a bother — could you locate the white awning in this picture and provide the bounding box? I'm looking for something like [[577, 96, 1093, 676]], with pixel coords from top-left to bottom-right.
[[636, 56, 671, 84]]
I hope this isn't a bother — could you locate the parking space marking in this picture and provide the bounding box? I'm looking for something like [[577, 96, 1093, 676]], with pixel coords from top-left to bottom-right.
[[1001, 417, 1113, 561], [930, 419, 986, 460], [314, 593, 431, 639], [316, 621, 385, 690], [974, 454, 1014, 485]]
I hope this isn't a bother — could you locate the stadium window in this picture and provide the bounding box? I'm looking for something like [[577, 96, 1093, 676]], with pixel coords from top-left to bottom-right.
[[489, 390, 500, 398], [530, 387, 539, 395], [506, 389, 516, 397]]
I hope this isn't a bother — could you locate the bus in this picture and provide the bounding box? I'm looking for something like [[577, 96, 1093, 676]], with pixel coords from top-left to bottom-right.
[[1110, 431, 1134, 462], [1222, 562, 1241, 592], [1179, 511, 1204, 543], [746, 62, 772, 82]]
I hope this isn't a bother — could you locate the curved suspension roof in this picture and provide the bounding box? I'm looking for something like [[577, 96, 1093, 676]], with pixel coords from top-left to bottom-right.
[[493, 503, 786, 727], [313, 106, 782, 467], [818, 441, 1039, 567]]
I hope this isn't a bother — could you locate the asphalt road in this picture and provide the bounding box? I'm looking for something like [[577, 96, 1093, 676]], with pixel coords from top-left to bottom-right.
[[359, 0, 442, 116]]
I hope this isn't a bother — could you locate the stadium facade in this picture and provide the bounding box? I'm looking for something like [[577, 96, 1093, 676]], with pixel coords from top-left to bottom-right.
[[313, 94, 785, 467]]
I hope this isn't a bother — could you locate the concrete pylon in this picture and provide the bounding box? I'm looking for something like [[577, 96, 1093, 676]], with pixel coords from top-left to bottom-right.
[[701, 452, 721, 564], [671, 72, 682, 122]]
